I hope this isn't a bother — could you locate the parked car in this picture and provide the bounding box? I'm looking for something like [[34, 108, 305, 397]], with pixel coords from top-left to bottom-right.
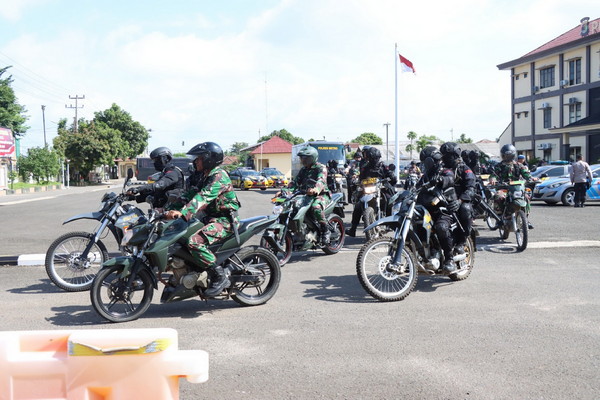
[[530, 163, 571, 181], [261, 168, 289, 188], [532, 164, 600, 205], [229, 168, 271, 190]]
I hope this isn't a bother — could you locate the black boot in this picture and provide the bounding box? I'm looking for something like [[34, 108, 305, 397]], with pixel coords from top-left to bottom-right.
[[204, 265, 230, 297], [345, 226, 357, 237], [320, 224, 331, 245]]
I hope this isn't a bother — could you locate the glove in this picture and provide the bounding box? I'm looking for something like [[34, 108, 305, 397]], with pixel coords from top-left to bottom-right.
[[447, 199, 460, 212]]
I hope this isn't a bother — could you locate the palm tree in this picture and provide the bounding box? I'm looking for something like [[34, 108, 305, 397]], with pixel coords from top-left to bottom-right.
[[406, 131, 417, 159]]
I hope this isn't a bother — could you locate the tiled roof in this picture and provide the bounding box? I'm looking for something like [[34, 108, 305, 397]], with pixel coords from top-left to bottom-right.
[[249, 135, 292, 154], [522, 17, 600, 58]]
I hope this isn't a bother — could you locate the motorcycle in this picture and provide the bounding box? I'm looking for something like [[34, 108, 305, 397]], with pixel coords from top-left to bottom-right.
[[403, 173, 419, 190], [90, 207, 281, 323], [471, 174, 503, 230], [356, 177, 394, 241], [489, 180, 530, 252], [45, 169, 143, 292], [356, 160, 476, 302], [260, 188, 346, 266], [328, 171, 347, 204]]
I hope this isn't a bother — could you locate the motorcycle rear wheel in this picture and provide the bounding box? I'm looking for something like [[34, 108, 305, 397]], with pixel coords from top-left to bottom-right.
[[449, 237, 475, 281], [45, 231, 108, 292], [514, 210, 528, 252], [322, 215, 345, 255], [231, 247, 281, 306], [260, 231, 293, 266], [90, 264, 154, 323], [356, 237, 418, 302]]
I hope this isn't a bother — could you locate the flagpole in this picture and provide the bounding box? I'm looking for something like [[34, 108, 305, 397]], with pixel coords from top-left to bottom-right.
[[394, 43, 399, 183]]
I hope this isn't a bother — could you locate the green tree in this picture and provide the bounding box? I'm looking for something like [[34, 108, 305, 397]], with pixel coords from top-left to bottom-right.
[[457, 133, 473, 143], [227, 142, 249, 155], [416, 135, 441, 152], [405, 131, 418, 159], [93, 103, 149, 158], [17, 146, 60, 183], [258, 129, 304, 145], [0, 66, 29, 138], [352, 132, 383, 145]]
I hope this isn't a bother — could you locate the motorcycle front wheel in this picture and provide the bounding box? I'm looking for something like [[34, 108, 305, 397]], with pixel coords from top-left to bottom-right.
[[362, 207, 378, 241], [322, 215, 345, 255], [90, 264, 154, 323], [45, 231, 108, 292], [260, 231, 293, 266], [230, 247, 281, 306], [356, 237, 418, 302], [514, 210, 528, 252]]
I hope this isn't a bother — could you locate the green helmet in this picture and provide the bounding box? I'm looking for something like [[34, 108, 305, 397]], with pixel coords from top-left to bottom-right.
[[297, 146, 319, 167]]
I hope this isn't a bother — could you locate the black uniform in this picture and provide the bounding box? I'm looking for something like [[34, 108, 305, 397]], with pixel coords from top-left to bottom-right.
[[132, 163, 184, 208], [450, 161, 476, 247]]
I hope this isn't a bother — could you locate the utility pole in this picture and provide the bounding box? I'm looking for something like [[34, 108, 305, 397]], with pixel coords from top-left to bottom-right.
[[65, 94, 85, 133], [41, 105, 47, 147], [450, 128, 454, 142], [383, 123, 391, 162]]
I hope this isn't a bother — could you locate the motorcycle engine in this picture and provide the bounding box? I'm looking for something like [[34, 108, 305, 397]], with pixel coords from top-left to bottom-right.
[[168, 256, 209, 289]]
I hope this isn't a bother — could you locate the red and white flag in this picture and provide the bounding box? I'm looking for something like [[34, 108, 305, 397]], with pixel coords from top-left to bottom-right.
[[398, 54, 416, 74]]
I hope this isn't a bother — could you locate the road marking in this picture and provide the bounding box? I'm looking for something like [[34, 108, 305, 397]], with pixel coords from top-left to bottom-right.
[[0, 196, 56, 205], [526, 240, 600, 248]]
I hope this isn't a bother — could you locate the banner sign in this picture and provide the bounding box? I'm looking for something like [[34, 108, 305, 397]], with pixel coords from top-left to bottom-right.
[[0, 127, 15, 158]]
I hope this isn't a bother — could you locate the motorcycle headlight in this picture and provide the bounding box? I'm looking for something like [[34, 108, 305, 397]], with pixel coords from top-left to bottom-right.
[[272, 205, 284, 215], [363, 185, 377, 194]]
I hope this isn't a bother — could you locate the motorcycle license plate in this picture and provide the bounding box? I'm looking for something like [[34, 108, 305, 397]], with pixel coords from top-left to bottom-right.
[[362, 177, 378, 185]]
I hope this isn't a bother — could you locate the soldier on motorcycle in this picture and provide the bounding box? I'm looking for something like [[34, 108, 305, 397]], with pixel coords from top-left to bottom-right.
[[440, 142, 476, 258], [489, 144, 536, 229], [287, 146, 332, 244], [418, 146, 463, 274], [127, 146, 185, 208], [326, 159, 340, 193], [346, 151, 362, 203], [164, 142, 241, 297], [345, 146, 395, 237]]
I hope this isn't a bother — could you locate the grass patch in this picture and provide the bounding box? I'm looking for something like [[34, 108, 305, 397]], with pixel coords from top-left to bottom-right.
[[9, 181, 61, 190]]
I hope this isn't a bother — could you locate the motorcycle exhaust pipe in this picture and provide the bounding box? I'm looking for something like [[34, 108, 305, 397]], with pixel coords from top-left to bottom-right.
[[263, 232, 286, 253]]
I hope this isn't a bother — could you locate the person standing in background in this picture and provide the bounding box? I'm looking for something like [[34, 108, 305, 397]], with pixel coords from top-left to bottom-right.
[[570, 154, 593, 208]]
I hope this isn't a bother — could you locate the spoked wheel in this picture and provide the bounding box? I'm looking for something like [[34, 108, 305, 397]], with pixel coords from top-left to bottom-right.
[[90, 264, 154, 323], [514, 210, 529, 252], [260, 231, 293, 266], [322, 215, 345, 255], [230, 247, 281, 306], [449, 237, 475, 281], [356, 237, 418, 302], [45, 231, 108, 292], [498, 213, 510, 240]]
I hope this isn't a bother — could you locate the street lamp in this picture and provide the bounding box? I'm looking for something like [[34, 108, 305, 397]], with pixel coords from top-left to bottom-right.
[[41, 105, 47, 147], [383, 123, 391, 162]]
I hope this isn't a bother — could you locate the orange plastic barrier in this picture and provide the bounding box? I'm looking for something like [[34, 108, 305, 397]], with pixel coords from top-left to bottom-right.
[[0, 328, 209, 400]]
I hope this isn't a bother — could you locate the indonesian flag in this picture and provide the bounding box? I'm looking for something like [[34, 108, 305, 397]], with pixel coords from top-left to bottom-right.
[[399, 54, 416, 74]]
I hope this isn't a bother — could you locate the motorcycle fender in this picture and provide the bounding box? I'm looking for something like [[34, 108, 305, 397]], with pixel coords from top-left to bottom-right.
[[360, 194, 375, 207], [63, 211, 105, 225], [470, 229, 478, 251], [514, 199, 527, 208], [102, 256, 159, 288], [364, 214, 401, 232]]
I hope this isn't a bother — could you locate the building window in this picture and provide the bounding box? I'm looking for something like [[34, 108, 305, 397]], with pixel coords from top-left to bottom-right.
[[540, 66, 555, 89], [569, 103, 582, 124], [523, 72, 528, 78], [568, 59, 582, 85], [569, 146, 581, 161], [543, 108, 552, 129], [515, 74, 519, 80]]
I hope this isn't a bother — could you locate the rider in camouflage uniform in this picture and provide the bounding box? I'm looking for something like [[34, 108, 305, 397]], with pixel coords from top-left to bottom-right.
[[489, 144, 535, 229], [165, 142, 241, 297], [289, 146, 332, 244]]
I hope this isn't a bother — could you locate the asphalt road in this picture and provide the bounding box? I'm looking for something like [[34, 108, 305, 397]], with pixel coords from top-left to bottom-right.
[[0, 183, 599, 399]]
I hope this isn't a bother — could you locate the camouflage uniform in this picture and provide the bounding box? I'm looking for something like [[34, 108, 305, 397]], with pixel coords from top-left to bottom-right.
[[490, 161, 533, 214], [176, 166, 241, 266], [289, 162, 331, 224]]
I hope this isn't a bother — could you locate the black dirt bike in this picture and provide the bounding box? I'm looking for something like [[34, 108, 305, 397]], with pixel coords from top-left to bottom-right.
[[260, 188, 345, 266], [356, 161, 476, 302], [90, 206, 281, 323], [45, 169, 143, 292], [489, 180, 530, 252]]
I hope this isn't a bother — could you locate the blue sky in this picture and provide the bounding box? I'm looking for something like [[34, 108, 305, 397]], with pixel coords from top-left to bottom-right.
[[0, 0, 597, 155]]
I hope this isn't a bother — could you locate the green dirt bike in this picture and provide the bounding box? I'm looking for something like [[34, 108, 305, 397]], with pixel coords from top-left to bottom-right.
[[90, 207, 281, 323], [260, 188, 346, 266], [490, 180, 530, 252]]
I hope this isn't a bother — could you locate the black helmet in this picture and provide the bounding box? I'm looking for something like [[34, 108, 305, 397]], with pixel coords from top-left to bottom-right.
[[388, 163, 396, 172], [440, 142, 462, 168], [365, 146, 381, 165], [468, 150, 479, 164], [149, 146, 173, 171], [354, 151, 362, 159], [500, 144, 517, 162], [327, 159, 338, 169], [187, 142, 224, 171], [419, 146, 441, 163], [297, 146, 319, 167], [461, 150, 469, 160]]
